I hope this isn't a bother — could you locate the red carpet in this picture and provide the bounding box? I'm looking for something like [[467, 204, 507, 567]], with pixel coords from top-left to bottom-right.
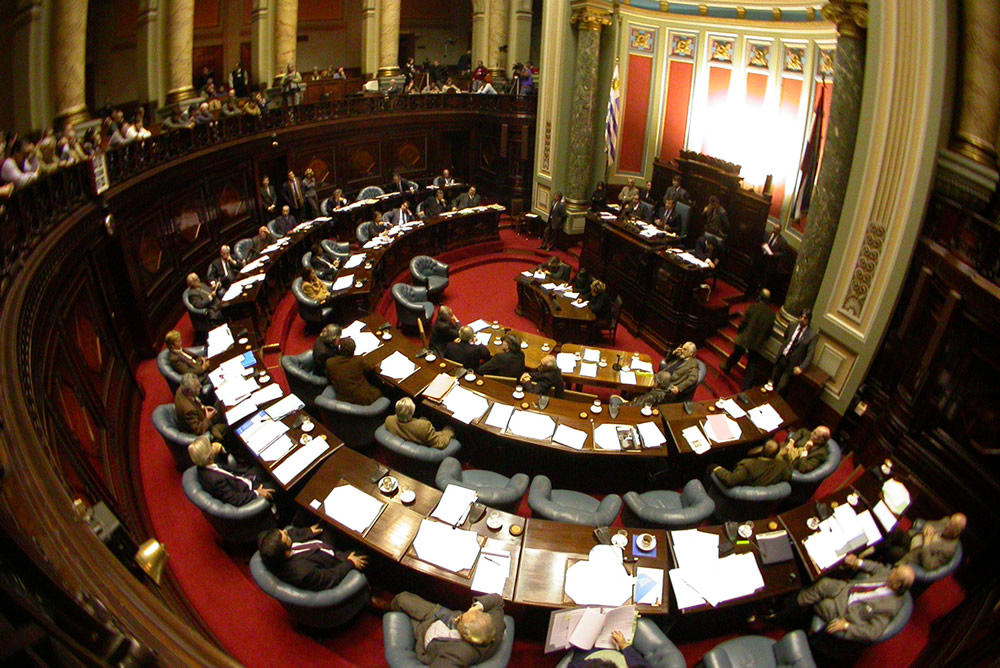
[[136, 225, 961, 666]]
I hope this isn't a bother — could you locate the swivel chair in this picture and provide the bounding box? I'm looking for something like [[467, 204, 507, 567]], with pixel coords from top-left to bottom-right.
[[374, 425, 461, 485], [623, 479, 715, 530], [383, 612, 514, 668], [151, 404, 202, 471], [314, 386, 391, 451], [181, 466, 275, 544], [280, 350, 330, 406], [391, 284, 434, 332], [708, 471, 791, 522], [291, 277, 334, 328], [555, 619, 685, 668], [528, 475, 622, 526], [409, 256, 450, 299], [701, 630, 816, 668], [435, 457, 529, 513]]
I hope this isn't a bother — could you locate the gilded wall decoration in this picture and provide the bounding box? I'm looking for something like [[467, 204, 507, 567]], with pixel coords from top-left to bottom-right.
[[629, 27, 656, 54], [819, 47, 836, 76], [710, 37, 734, 63], [670, 33, 695, 59], [783, 46, 805, 73], [747, 43, 770, 69], [842, 220, 887, 318]]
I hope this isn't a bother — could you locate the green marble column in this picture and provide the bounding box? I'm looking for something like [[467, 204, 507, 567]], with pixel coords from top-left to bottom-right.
[[784, 0, 867, 318], [565, 5, 611, 209]]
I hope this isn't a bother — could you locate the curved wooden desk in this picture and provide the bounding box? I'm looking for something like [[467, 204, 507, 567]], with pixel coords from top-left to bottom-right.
[[515, 274, 597, 344]]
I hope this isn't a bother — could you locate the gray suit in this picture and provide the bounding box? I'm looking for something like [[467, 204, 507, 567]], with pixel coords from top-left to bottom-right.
[[390, 593, 506, 668], [797, 560, 906, 643]]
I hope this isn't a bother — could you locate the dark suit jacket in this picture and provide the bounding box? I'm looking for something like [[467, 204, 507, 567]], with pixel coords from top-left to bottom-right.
[[786, 427, 830, 473], [174, 387, 212, 434], [548, 199, 567, 229], [478, 349, 525, 378], [387, 177, 415, 194], [325, 355, 382, 405], [658, 207, 682, 233], [589, 292, 613, 321], [715, 456, 791, 488], [312, 338, 339, 374], [622, 200, 654, 223], [762, 229, 788, 258], [703, 206, 730, 238], [734, 302, 776, 353], [207, 256, 242, 284], [246, 233, 274, 261], [187, 286, 220, 313], [385, 207, 415, 226], [453, 193, 481, 210], [169, 348, 205, 376], [430, 319, 461, 353], [276, 527, 354, 591], [433, 175, 456, 187], [391, 592, 506, 668], [281, 179, 305, 209], [310, 253, 338, 280], [197, 465, 258, 506], [536, 261, 571, 282], [777, 324, 817, 369], [443, 340, 491, 369], [525, 367, 564, 397], [422, 196, 446, 218], [261, 184, 278, 212], [273, 214, 297, 235]]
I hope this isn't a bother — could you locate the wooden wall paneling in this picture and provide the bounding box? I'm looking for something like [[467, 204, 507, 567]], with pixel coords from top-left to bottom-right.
[[386, 133, 428, 177], [291, 144, 338, 199], [339, 137, 383, 188]]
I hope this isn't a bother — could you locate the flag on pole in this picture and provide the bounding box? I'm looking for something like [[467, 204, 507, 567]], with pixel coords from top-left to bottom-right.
[[605, 60, 621, 166], [793, 83, 826, 220]]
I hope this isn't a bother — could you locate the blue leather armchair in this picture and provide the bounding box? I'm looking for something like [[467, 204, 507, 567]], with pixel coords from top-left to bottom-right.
[[356, 221, 376, 243], [249, 551, 369, 630], [266, 219, 285, 237], [383, 612, 515, 668], [151, 404, 201, 471], [409, 256, 450, 299], [291, 277, 334, 328], [181, 466, 274, 543], [790, 439, 842, 487], [374, 425, 461, 485], [702, 630, 816, 668], [233, 237, 256, 263], [907, 519, 964, 584], [435, 457, 529, 513], [314, 386, 391, 451], [555, 619, 685, 668], [391, 284, 434, 331], [623, 479, 715, 530], [182, 288, 212, 336], [528, 475, 622, 526], [357, 185, 384, 201], [320, 239, 351, 262], [810, 591, 913, 644], [156, 345, 208, 396], [280, 350, 329, 406], [708, 471, 792, 522]]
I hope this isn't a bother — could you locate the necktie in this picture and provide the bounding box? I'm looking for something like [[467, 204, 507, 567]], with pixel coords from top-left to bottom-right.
[[290, 540, 336, 558], [783, 326, 802, 357], [292, 180, 303, 207]]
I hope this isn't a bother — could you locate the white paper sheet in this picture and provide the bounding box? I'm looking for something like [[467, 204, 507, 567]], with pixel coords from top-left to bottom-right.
[[619, 370, 637, 385], [553, 423, 588, 450], [259, 434, 296, 462], [716, 398, 747, 419], [592, 423, 627, 451], [272, 437, 329, 485], [555, 353, 578, 374], [670, 529, 721, 569], [748, 403, 783, 432], [341, 320, 366, 338], [441, 385, 490, 424], [506, 410, 556, 441], [348, 331, 382, 356], [571, 300, 590, 309], [583, 349, 601, 363], [251, 383, 285, 406], [483, 403, 515, 430], [471, 549, 511, 595], [857, 509, 883, 546], [343, 254, 365, 269], [631, 359, 654, 374], [411, 519, 482, 573], [564, 545, 635, 607], [431, 484, 479, 526], [265, 393, 304, 421], [873, 500, 898, 532], [636, 422, 666, 448], [225, 397, 259, 425], [330, 274, 354, 292], [467, 319, 492, 332], [322, 483, 386, 533], [703, 414, 742, 443], [206, 324, 235, 357], [681, 425, 711, 454], [379, 351, 419, 381], [474, 331, 492, 346], [579, 362, 598, 378]]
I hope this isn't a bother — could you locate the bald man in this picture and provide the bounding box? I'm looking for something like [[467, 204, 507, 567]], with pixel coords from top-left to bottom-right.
[[519, 355, 564, 397], [780, 425, 832, 474], [886, 513, 966, 572], [658, 342, 700, 399], [389, 592, 507, 667], [443, 325, 491, 369]]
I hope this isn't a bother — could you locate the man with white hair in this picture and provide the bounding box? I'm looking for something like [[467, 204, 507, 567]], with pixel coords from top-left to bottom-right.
[[175, 373, 227, 440], [207, 244, 242, 285], [384, 398, 455, 449], [658, 342, 700, 400], [187, 436, 273, 506], [780, 425, 833, 473], [389, 592, 507, 667]]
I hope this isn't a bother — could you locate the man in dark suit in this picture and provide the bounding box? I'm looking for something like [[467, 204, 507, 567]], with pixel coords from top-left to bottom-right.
[[185, 272, 225, 326], [390, 592, 507, 667], [541, 191, 566, 251], [328, 187, 349, 209], [519, 355, 564, 397], [245, 226, 276, 261], [771, 309, 817, 393], [313, 324, 341, 374], [281, 170, 306, 218], [273, 205, 297, 235], [658, 342, 700, 400], [260, 176, 278, 218], [388, 172, 416, 194], [188, 436, 273, 506], [430, 306, 461, 353], [443, 326, 491, 369], [175, 373, 227, 440], [325, 338, 382, 405], [702, 195, 730, 242], [165, 330, 209, 378], [745, 221, 788, 296], [710, 439, 792, 488], [796, 554, 914, 643], [664, 175, 690, 203], [385, 200, 415, 225], [309, 242, 339, 280], [615, 370, 672, 408], [620, 192, 654, 223], [258, 526, 367, 591], [780, 425, 832, 473], [657, 198, 683, 234], [478, 334, 525, 378], [640, 180, 656, 204], [535, 256, 571, 282], [207, 244, 243, 285], [433, 168, 456, 187], [420, 189, 448, 218], [722, 289, 776, 389], [452, 186, 481, 211]]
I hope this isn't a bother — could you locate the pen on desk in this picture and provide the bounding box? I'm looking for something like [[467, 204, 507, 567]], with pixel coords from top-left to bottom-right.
[[482, 555, 502, 567]]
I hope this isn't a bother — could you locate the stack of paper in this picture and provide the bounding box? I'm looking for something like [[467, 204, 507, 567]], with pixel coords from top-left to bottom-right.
[[259, 434, 296, 462], [431, 484, 478, 526], [506, 411, 556, 441], [341, 320, 366, 338], [330, 274, 354, 292], [704, 414, 742, 443], [579, 362, 598, 378], [379, 351, 419, 381], [225, 397, 259, 425], [716, 398, 747, 419], [272, 436, 329, 485], [670, 552, 765, 609], [553, 423, 588, 450], [206, 324, 235, 357], [671, 529, 721, 568], [619, 370, 637, 385], [241, 417, 289, 455], [483, 403, 515, 430], [441, 385, 490, 424], [748, 404, 783, 432], [555, 353, 578, 374], [681, 425, 711, 454], [471, 549, 512, 595], [636, 422, 666, 448], [343, 254, 366, 269], [240, 258, 266, 274], [251, 383, 284, 406], [631, 359, 654, 373], [467, 319, 492, 332], [422, 373, 456, 401], [564, 545, 635, 607], [582, 349, 601, 362], [264, 393, 304, 421], [474, 331, 492, 346], [411, 519, 482, 573], [571, 300, 590, 309], [214, 374, 260, 407], [322, 483, 386, 533], [348, 331, 382, 356], [873, 500, 898, 532], [545, 605, 637, 654]]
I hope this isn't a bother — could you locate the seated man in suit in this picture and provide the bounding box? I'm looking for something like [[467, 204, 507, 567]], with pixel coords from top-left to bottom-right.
[[433, 168, 456, 188], [640, 180, 656, 204], [780, 425, 832, 473], [657, 198, 683, 234], [618, 177, 639, 204], [368, 210, 391, 238], [165, 330, 209, 378], [586, 279, 613, 321], [246, 226, 277, 262], [207, 244, 243, 286], [443, 326, 491, 369], [328, 187, 349, 209], [309, 241, 339, 280], [612, 370, 673, 408], [452, 186, 481, 211], [325, 338, 382, 405], [535, 255, 572, 282], [430, 306, 461, 353], [619, 192, 654, 223], [300, 267, 329, 302], [175, 373, 227, 440], [420, 189, 448, 218], [385, 200, 415, 226], [567, 631, 644, 668], [258, 526, 367, 591], [519, 355, 564, 397], [693, 233, 721, 268], [384, 397, 455, 449], [478, 334, 525, 378], [273, 204, 298, 235], [796, 554, 915, 643], [313, 324, 341, 375], [185, 272, 225, 326], [188, 436, 273, 506], [389, 592, 506, 668], [571, 267, 592, 299], [710, 439, 792, 488], [882, 513, 966, 571], [658, 342, 700, 400], [771, 309, 817, 393], [388, 171, 416, 194]]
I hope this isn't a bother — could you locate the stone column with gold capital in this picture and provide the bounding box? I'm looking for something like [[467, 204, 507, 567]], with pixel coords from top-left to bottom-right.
[[783, 0, 867, 319], [378, 0, 402, 80], [51, 0, 89, 127], [165, 0, 196, 105], [273, 0, 298, 82], [487, 0, 509, 85], [952, 0, 1000, 167], [564, 3, 612, 220]]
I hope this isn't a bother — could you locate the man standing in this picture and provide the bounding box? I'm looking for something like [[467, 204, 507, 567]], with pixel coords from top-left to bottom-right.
[[230, 62, 249, 98], [260, 176, 278, 218], [702, 195, 730, 243], [541, 192, 566, 251], [771, 309, 817, 393], [282, 170, 306, 219], [722, 289, 776, 389], [745, 221, 788, 297], [389, 592, 507, 667], [664, 175, 690, 203]]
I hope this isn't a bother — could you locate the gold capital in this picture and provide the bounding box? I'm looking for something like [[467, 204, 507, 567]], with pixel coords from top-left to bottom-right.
[[821, 0, 868, 38], [571, 6, 612, 31]]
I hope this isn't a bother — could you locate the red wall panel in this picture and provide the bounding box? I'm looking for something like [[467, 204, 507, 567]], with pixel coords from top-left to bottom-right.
[[659, 61, 693, 161], [618, 54, 654, 174], [770, 77, 802, 218]]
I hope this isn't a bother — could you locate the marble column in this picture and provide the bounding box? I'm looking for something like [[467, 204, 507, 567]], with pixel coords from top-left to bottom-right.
[[564, 5, 612, 214], [164, 0, 196, 105], [359, 0, 379, 80], [952, 0, 1000, 167], [783, 0, 867, 318], [136, 0, 163, 107], [487, 0, 509, 85], [250, 0, 273, 91], [377, 0, 401, 79], [508, 0, 533, 70], [50, 0, 89, 126], [273, 0, 298, 83], [471, 0, 488, 74], [11, 0, 52, 132]]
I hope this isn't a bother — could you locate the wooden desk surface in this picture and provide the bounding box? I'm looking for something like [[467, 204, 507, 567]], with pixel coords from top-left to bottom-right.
[[660, 387, 797, 455], [515, 274, 595, 323]]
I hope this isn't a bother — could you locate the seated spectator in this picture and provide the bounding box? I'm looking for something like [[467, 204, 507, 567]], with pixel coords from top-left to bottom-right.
[[185, 272, 225, 326], [108, 120, 135, 149], [587, 279, 613, 321], [313, 324, 341, 375], [796, 554, 914, 642], [659, 342, 699, 399], [258, 526, 367, 591], [478, 334, 525, 378], [332, 67, 347, 79], [389, 592, 506, 667], [780, 425, 832, 473], [34, 136, 61, 174], [536, 256, 571, 282], [165, 329, 209, 378], [174, 372, 226, 440], [221, 90, 243, 117], [300, 267, 329, 302], [243, 97, 262, 116], [273, 205, 297, 235], [519, 355, 564, 397], [385, 397, 455, 449], [253, 88, 270, 113], [131, 117, 152, 140], [710, 440, 791, 488], [193, 102, 215, 125], [421, 81, 442, 94], [443, 326, 491, 369], [162, 105, 195, 131], [81, 128, 101, 155], [883, 513, 966, 571], [441, 78, 461, 94], [430, 306, 460, 353], [476, 82, 498, 95], [613, 370, 673, 408], [325, 338, 382, 405], [188, 436, 273, 506], [59, 126, 88, 164]]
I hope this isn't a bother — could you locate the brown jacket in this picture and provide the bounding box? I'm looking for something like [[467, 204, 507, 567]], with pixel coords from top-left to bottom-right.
[[168, 348, 205, 376], [715, 456, 791, 488], [174, 386, 212, 434], [385, 415, 454, 449], [325, 355, 382, 405]]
